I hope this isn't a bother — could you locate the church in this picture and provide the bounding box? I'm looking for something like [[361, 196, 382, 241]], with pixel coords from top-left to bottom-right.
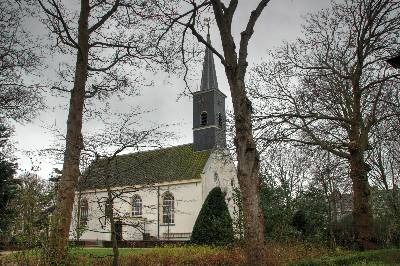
[[69, 32, 238, 243]]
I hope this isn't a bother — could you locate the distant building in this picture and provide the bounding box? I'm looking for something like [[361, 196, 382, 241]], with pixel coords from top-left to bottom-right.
[[330, 190, 353, 220], [68, 32, 237, 242], [331, 187, 399, 221]]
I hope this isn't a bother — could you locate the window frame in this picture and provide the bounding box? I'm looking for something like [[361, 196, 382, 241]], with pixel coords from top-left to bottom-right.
[[79, 198, 89, 227], [218, 113, 223, 127], [162, 192, 175, 225], [200, 111, 208, 126], [131, 195, 142, 217]]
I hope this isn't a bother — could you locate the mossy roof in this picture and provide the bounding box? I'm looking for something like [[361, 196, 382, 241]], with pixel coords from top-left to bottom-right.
[[79, 144, 211, 190]]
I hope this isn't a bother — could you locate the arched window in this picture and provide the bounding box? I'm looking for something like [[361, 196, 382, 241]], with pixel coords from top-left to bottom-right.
[[132, 195, 142, 217], [162, 192, 174, 224], [80, 198, 89, 226], [218, 113, 223, 127], [200, 111, 208, 126]]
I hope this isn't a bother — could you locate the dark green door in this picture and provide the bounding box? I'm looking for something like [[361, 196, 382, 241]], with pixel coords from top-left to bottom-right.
[[115, 221, 123, 241]]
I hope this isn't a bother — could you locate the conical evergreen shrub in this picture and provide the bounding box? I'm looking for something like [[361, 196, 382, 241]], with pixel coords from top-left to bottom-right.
[[191, 187, 234, 246]]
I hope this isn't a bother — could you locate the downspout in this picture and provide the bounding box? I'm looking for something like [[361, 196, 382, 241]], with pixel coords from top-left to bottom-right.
[[157, 186, 160, 240], [76, 190, 82, 241]]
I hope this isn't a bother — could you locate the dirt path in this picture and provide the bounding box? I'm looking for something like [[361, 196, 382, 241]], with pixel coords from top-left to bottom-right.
[[0, 251, 16, 256]]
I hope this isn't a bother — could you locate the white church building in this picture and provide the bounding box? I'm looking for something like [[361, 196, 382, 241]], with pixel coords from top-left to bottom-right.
[[69, 32, 238, 242]]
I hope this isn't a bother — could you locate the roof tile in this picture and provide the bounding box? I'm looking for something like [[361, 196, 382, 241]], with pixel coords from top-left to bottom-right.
[[79, 144, 211, 190]]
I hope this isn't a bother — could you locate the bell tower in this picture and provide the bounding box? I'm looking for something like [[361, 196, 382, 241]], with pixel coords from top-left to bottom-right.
[[192, 28, 226, 152]]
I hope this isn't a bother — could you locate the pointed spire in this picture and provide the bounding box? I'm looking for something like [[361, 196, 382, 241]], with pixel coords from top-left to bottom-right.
[[200, 24, 218, 91]]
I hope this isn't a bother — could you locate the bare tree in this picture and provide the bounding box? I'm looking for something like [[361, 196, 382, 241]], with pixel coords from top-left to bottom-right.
[[34, 0, 175, 259], [262, 144, 310, 201], [78, 111, 172, 266], [368, 120, 400, 244], [260, 141, 351, 246], [156, 1, 271, 263], [250, 0, 400, 249], [0, 0, 44, 122]]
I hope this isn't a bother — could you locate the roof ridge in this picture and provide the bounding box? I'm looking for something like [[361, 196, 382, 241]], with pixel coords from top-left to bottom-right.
[[116, 143, 194, 158]]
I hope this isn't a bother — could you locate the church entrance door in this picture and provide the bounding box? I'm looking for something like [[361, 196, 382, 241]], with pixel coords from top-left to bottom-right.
[[115, 221, 123, 241]]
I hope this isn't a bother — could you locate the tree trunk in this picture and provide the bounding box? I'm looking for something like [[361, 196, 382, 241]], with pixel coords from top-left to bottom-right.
[[206, 1, 269, 263], [349, 149, 375, 250], [107, 189, 119, 266], [49, 0, 90, 261], [231, 79, 266, 266], [349, 71, 376, 250]]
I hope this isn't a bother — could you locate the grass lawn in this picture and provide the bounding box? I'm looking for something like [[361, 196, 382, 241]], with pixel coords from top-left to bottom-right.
[[71, 245, 229, 258], [0, 245, 246, 266], [69, 246, 400, 265], [1, 245, 399, 265], [72, 247, 149, 257], [291, 248, 400, 266]]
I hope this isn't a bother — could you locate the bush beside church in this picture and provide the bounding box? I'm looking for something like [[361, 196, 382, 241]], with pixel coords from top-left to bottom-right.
[[191, 187, 234, 246]]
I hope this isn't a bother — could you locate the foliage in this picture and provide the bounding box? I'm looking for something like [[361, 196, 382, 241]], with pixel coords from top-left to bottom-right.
[[0, 160, 17, 236], [294, 187, 328, 243], [0, 123, 17, 237], [261, 178, 299, 242], [231, 186, 244, 240], [370, 188, 400, 247], [333, 189, 400, 248], [260, 173, 335, 245], [332, 214, 356, 249], [191, 187, 234, 246], [5, 173, 56, 248], [292, 210, 307, 236], [262, 178, 400, 248]]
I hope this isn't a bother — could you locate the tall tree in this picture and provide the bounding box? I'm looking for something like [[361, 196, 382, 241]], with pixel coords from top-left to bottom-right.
[[158, 1, 271, 264], [368, 121, 400, 245], [35, 0, 174, 260], [251, 0, 400, 250]]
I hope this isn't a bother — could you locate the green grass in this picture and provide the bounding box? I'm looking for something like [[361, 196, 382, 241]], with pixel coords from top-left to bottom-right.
[[1, 245, 399, 265], [71, 245, 223, 257], [71, 247, 149, 257], [291, 249, 400, 266], [0, 245, 243, 266]]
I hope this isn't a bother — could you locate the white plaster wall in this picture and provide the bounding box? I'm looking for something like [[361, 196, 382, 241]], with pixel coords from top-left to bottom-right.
[[69, 181, 203, 241], [158, 182, 203, 239], [69, 190, 111, 241], [201, 149, 238, 219]]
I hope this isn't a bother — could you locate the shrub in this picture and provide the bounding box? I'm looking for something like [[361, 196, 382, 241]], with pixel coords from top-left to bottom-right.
[[191, 187, 234, 246], [292, 210, 307, 236]]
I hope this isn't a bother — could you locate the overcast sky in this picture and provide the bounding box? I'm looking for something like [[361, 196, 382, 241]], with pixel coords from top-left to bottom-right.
[[13, 0, 332, 179]]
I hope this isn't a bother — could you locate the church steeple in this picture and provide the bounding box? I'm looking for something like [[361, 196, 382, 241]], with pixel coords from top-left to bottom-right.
[[200, 27, 218, 91], [192, 28, 226, 152]]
